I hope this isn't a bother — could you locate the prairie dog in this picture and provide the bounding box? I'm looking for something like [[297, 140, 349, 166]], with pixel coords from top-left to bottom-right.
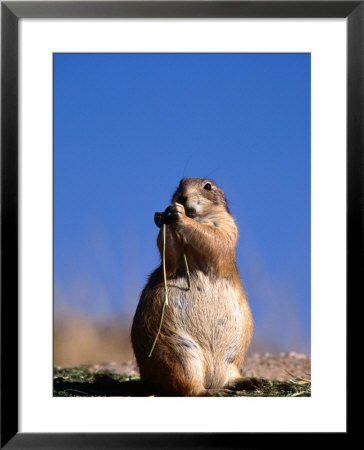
[[131, 178, 255, 396]]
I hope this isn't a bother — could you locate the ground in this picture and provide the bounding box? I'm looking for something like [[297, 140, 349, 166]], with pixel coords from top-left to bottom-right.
[[54, 352, 311, 397]]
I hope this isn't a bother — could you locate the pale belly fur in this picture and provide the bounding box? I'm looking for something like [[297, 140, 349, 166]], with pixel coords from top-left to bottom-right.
[[163, 271, 245, 387]]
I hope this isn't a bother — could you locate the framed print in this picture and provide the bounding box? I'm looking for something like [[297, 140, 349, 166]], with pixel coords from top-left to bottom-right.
[[1, 1, 360, 447]]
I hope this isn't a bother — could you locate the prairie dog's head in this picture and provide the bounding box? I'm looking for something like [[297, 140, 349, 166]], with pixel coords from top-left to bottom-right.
[[171, 178, 229, 221]]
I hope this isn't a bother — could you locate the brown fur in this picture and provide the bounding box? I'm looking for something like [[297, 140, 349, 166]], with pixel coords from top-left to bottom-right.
[[131, 178, 254, 396]]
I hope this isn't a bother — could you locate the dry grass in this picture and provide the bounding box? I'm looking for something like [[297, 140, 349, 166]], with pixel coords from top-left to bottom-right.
[[54, 313, 134, 366]]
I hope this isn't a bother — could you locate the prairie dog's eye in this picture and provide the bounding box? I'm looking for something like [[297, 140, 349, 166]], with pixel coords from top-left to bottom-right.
[[204, 183, 212, 190]]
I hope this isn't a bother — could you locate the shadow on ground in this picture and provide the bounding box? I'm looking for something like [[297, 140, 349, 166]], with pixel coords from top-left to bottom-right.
[[54, 373, 151, 397]]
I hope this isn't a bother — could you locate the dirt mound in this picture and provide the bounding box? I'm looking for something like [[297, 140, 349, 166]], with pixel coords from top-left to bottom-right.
[[243, 352, 310, 380]]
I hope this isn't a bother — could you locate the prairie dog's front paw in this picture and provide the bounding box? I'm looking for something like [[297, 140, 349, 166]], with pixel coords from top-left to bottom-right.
[[166, 202, 186, 225], [154, 212, 165, 228]]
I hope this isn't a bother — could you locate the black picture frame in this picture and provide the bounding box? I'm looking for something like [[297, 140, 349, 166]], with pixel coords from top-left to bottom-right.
[[1, 1, 358, 448]]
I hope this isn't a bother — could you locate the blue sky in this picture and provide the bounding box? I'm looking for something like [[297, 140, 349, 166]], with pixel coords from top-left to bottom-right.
[[54, 53, 310, 353]]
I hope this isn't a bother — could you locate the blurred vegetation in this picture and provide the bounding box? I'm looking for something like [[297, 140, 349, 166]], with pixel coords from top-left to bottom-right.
[[54, 313, 134, 366], [54, 310, 309, 366], [53, 366, 311, 397]]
